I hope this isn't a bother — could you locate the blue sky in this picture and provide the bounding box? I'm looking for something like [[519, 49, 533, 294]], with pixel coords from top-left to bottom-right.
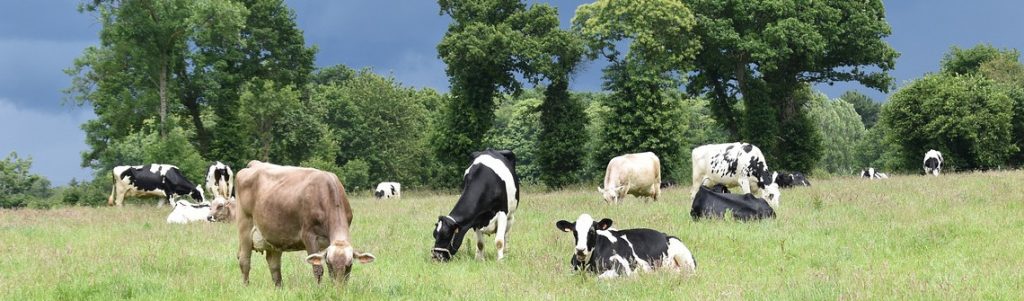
[[1, 0, 1023, 185]]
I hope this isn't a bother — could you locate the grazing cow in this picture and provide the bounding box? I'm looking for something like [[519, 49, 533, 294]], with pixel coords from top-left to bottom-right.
[[166, 199, 211, 224], [206, 161, 234, 199], [108, 164, 205, 207], [598, 152, 661, 204], [432, 149, 520, 262], [691, 186, 775, 221], [923, 150, 944, 176], [861, 168, 888, 179], [207, 196, 237, 223], [374, 182, 401, 199], [555, 214, 696, 279], [774, 171, 811, 188], [690, 143, 780, 207], [234, 161, 375, 287]]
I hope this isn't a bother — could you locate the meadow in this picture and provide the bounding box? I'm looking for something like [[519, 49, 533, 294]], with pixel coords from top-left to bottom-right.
[[2, 171, 1023, 300]]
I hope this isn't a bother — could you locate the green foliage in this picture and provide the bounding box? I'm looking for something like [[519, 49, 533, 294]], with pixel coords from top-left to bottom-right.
[[941, 44, 1020, 75], [339, 159, 370, 192], [536, 81, 588, 188], [0, 153, 52, 208], [855, 124, 903, 172], [238, 80, 302, 162], [882, 73, 1017, 170], [839, 91, 881, 129], [484, 95, 542, 184], [573, 0, 700, 181], [808, 93, 867, 174], [686, 0, 897, 170]]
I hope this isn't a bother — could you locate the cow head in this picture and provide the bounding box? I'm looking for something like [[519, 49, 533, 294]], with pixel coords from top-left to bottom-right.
[[431, 215, 467, 262], [304, 240, 375, 282], [374, 190, 384, 199], [758, 172, 781, 207], [555, 214, 613, 264], [191, 187, 206, 203], [207, 196, 236, 222], [597, 186, 626, 203]]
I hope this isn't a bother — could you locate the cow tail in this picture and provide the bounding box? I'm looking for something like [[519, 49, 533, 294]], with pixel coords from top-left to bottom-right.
[[666, 236, 696, 276], [108, 169, 117, 206]]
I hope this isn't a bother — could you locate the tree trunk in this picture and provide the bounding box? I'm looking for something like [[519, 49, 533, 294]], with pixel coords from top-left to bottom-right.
[[177, 66, 210, 153], [159, 62, 168, 139]]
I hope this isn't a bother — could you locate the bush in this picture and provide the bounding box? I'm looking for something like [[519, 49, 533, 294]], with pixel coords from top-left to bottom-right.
[[340, 159, 370, 192], [808, 93, 867, 175]]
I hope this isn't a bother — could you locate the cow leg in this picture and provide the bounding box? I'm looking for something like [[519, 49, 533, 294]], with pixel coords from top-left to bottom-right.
[[237, 218, 255, 285], [303, 234, 325, 283], [266, 250, 283, 288], [494, 211, 508, 260], [738, 178, 752, 194], [474, 229, 486, 261], [115, 190, 126, 207]]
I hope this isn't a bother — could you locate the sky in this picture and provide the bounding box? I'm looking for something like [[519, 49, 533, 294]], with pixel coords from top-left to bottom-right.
[[1, 0, 1023, 185]]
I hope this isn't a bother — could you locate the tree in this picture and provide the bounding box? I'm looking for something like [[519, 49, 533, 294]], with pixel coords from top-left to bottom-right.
[[882, 73, 1016, 170], [941, 44, 1020, 76], [573, 0, 701, 180], [686, 0, 898, 171], [808, 92, 866, 174], [839, 91, 881, 129], [485, 95, 542, 184], [237, 80, 301, 162], [0, 153, 52, 208]]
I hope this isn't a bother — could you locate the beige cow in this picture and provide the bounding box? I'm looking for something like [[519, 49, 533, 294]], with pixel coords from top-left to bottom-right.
[[598, 152, 662, 204]]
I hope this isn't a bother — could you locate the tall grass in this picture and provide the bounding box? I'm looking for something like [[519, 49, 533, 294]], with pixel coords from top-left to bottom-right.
[[2, 171, 1023, 300]]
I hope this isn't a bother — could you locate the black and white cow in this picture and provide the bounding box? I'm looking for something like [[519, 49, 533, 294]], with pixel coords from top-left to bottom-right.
[[773, 171, 811, 188], [555, 214, 696, 279], [861, 168, 888, 179], [690, 142, 780, 207], [432, 149, 520, 262], [923, 149, 944, 176], [205, 161, 234, 200], [691, 185, 775, 221], [374, 182, 401, 199], [108, 164, 205, 207]]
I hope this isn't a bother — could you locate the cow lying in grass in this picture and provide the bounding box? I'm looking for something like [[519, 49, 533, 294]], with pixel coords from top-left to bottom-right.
[[166, 199, 211, 224], [690, 185, 775, 221], [555, 214, 696, 279]]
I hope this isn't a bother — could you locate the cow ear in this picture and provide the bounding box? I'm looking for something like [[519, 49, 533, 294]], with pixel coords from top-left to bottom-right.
[[596, 218, 613, 230], [556, 220, 574, 232], [305, 253, 324, 266], [354, 251, 376, 264]]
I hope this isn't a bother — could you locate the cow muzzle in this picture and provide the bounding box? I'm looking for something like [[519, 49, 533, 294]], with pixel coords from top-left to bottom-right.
[[431, 248, 452, 262]]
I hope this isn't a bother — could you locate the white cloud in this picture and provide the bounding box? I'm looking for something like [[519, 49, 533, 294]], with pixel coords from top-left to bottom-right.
[[0, 98, 94, 185]]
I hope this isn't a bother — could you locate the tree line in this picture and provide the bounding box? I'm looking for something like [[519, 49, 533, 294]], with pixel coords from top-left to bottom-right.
[[5, 0, 1024, 208]]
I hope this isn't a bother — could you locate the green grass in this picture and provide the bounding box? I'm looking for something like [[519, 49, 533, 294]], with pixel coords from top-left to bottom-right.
[[2, 171, 1024, 300]]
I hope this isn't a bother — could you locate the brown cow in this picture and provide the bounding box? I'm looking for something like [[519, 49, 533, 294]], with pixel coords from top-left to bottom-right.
[[232, 161, 375, 287]]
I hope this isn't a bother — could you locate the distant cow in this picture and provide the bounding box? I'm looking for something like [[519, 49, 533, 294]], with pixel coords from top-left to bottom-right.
[[432, 149, 520, 262], [234, 161, 375, 287], [691, 185, 775, 221], [861, 168, 888, 179], [598, 152, 661, 204], [207, 196, 236, 223], [690, 143, 780, 207], [555, 214, 696, 279], [166, 199, 211, 224], [923, 150, 944, 176], [374, 182, 401, 199], [774, 171, 811, 188], [108, 164, 205, 207], [206, 162, 234, 199]]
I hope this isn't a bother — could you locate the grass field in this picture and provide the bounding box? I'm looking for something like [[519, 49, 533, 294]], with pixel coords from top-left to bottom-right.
[[3, 171, 1024, 300]]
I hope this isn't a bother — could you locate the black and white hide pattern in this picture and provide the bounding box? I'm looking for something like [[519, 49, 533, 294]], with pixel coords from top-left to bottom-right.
[[556, 214, 696, 279], [432, 149, 520, 262], [205, 161, 234, 200], [691, 186, 775, 221], [773, 171, 811, 188], [690, 142, 780, 207], [861, 168, 889, 180], [108, 164, 205, 207], [923, 149, 944, 176], [374, 182, 401, 199]]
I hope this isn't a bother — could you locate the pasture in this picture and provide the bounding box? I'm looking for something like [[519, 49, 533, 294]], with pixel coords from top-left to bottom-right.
[[2, 171, 1023, 300]]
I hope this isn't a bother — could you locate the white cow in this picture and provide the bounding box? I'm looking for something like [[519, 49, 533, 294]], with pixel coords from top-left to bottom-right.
[[861, 168, 889, 179], [690, 143, 780, 207], [923, 150, 944, 176], [598, 152, 661, 204], [205, 161, 234, 200], [374, 182, 401, 199], [166, 199, 212, 224]]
